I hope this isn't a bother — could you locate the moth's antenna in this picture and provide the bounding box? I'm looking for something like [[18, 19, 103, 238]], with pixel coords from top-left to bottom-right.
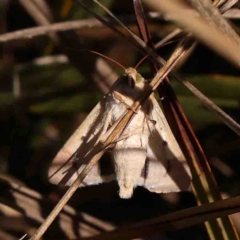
[[134, 38, 181, 70], [134, 54, 150, 70], [90, 50, 126, 71], [65, 47, 126, 70]]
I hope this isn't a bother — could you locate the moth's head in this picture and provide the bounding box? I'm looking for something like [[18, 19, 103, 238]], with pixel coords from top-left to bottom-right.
[[125, 67, 143, 89]]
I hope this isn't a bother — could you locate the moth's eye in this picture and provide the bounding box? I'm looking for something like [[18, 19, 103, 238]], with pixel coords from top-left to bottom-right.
[[135, 73, 142, 83], [128, 76, 135, 88]]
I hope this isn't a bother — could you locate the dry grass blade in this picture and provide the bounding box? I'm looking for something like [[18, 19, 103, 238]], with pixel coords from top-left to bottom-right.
[[19, 233, 27, 240], [189, 0, 240, 45], [0, 175, 114, 238], [154, 55, 240, 136], [155, 28, 182, 49], [0, 19, 105, 43], [30, 28, 188, 239], [75, 0, 145, 56], [224, 8, 240, 18], [150, 38, 191, 90], [81, 196, 240, 240], [19, 0, 50, 26], [133, 0, 148, 39], [133, 0, 153, 46], [19, 0, 59, 44], [221, 0, 239, 13], [176, 77, 240, 135], [145, 0, 240, 68], [30, 149, 105, 240], [159, 80, 239, 239], [134, 0, 159, 74]]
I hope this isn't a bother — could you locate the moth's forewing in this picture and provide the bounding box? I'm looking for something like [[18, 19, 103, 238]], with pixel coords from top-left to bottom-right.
[[139, 97, 192, 193], [48, 97, 115, 186]]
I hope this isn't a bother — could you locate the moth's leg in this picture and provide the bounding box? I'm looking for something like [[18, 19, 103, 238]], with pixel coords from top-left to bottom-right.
[[146, 115, 157, 137], [146, 116, 169, 170], [143, 101, 157, 137], [112, 91, 137, 113]]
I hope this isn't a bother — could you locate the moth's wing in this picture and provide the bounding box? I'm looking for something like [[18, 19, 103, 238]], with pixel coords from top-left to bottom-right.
[[139, 97, 192, 193], [48, 97, 115, 187]]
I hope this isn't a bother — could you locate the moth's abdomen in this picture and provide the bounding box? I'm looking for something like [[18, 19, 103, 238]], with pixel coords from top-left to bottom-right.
[[113, 132, 148, 199]]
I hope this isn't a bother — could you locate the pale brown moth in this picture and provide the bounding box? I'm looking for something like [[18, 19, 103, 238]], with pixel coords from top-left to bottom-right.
[[48, 61, 191, 199]]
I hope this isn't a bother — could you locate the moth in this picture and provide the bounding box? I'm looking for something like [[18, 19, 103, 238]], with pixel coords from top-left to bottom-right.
[[48, 67, 191, 199]]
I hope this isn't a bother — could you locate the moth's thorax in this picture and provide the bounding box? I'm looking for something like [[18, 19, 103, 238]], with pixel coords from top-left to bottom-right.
[[125, 67, 146, 89], [110, 72, 152, 128], [110, 68, 148, 105]]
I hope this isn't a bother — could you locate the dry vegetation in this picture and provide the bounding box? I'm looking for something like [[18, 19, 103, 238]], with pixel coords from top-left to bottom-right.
[[0, 0, 240, 239]]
